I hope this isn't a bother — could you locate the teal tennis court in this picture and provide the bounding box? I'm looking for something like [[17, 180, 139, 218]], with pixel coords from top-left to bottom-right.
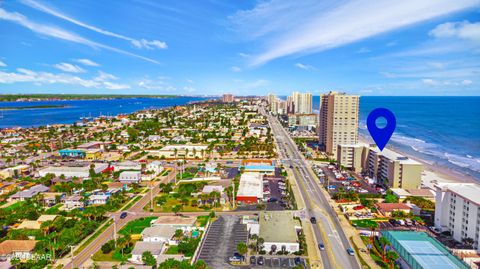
[[382, 231, 469, 269]]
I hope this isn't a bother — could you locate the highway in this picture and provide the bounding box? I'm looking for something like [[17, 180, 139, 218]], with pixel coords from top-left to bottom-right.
[[264, 107, 360, 269]]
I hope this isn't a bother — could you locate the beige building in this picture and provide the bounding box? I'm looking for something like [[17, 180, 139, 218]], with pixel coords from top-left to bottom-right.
[[319, 91, 359, 156], [223, 94, 234, 103], [337, 143, 369, 172], [337, 144, 423, 189], [365, 147, 423, 189], [288, 114, 318, 127]]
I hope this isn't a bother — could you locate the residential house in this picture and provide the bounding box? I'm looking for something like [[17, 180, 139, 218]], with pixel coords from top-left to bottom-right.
[[141, 226, 177, 244], [119, 171, 142, 183], [130, 241, 164, 264], [0, 240, 38, 261], [8, 185, 49, 202], [61, 194, 84, 210]]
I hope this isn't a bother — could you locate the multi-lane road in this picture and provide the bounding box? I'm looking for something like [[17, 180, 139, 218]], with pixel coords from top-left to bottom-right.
[[265, 108, 360, 269]]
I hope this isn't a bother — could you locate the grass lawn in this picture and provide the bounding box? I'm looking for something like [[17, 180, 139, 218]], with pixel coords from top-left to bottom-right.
[[352, 219, 378, 229], [74, 219, 112, 255], [176, 172, 196, 180], [45, 204, 62, 214], [92, 248, 130, 262], [165, 245, 179, 254], [5, 201, 25, 210], [196, 216, 210, 227], [154, 196, 219, 212], [119, 217, 157, 236]]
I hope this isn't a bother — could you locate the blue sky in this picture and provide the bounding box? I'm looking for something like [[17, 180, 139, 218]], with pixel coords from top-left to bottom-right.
[[0, 0, 479, 96]]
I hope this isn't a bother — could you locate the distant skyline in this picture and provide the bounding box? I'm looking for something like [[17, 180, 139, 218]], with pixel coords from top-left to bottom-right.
[[0, 0, 479, 96]]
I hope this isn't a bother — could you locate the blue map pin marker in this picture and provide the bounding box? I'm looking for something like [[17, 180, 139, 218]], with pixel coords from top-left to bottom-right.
[[367, 108, 396, 151]]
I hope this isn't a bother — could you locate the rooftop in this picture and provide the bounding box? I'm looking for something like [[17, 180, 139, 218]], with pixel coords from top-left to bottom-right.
[[437, 183, 480, 205], [0, 240, 38, 255], [259, 211, 299, 243], [131, 241, 163, 256], [141, 226, 177, 238], [237, 173, 263, 198], [371, 147, 421, 165], [376, 203, 411, 212], [382, 231, 469, 269]]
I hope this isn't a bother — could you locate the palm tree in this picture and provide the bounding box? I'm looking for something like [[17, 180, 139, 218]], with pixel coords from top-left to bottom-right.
[[379, 237, 391, 261], [386, 250, 399, 268]]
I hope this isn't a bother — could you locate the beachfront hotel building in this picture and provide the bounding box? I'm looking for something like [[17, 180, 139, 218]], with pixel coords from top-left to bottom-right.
[[337, 144, 423, 189], [365, 147, 423, 189], [318, 91, 359, 156], [434, 183, 480, 251]]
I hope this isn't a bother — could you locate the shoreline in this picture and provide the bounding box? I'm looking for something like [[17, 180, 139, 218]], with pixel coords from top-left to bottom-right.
[[358, 135, 477, 189]]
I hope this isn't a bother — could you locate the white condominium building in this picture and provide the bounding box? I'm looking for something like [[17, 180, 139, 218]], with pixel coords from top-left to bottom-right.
[[319, 91, 359, 156], [292, 92, 313, 114], [337, 143, 369, 173], [434, 183, 480, 251]]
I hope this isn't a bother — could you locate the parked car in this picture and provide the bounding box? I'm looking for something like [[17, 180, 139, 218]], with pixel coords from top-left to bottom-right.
[[120, 211, 128, 219], [250, 256, 256, 264], [405, 219, 413, 226], [294, 257, 301, 265], [257, 256, 264, 265], [388, 219, 397, 225], [229, 253, 244, 263], [346, 248, 355, 256], [310, 217, 317, 224], [318, 243, 325, 250]]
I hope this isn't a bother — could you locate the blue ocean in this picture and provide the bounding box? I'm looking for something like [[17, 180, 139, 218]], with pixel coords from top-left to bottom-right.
[[313, 96, 480, 180]]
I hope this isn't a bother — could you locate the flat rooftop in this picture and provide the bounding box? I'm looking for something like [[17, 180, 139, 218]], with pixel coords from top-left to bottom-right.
[[372, 147, 421, 165], [382, 231, 469, 269], [440, 183, 480, 205], [259, 211, 298, 244]]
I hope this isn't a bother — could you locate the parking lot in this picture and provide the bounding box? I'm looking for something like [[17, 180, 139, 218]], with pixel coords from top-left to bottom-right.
[[198, 215, 248, 269], [236, 176, 292, 211], [249, 256, 306, 268]]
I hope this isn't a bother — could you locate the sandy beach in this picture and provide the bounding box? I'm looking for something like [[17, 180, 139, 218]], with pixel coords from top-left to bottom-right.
[[359, 135, 478, 190]]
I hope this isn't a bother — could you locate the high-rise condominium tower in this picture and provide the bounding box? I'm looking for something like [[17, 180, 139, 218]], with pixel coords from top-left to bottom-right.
[[292, 92, 313, 114], [318, 91, 359, 156]]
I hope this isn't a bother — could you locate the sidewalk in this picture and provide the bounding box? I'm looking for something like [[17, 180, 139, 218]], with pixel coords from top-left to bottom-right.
[[287, 170, 323, 268]]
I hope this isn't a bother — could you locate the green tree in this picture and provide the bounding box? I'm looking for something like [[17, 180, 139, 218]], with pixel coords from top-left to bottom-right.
[[237, 242, 248, 255], [387, 250, 399, 268], [142, 251, 157, 267]]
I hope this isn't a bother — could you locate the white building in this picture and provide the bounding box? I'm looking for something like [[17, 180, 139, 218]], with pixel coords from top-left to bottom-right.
[[147, 161, 164, 174], [141, 226, 177, 244], [156, 145, 208, 159], [259, 211, 300, 253], [114, 160, 141, 171], [38, 163, 109, 178], [61, 194, 84, 210], [119, 171, 142, 183], [130, 241, 164, 264], [236, 173, 264, 204], [88, 194, 110, 205], [435, 183, 480, 251]]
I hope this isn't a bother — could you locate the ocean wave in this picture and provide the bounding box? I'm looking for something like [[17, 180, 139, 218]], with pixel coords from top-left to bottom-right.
[[391, 133, 480, 174], [444, 153, 480, 173]]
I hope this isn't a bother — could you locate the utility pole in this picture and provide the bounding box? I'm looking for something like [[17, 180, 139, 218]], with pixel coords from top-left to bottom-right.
[[113, 216, 117, 249], [232, 182, 235, 209], [69, 245, 74, 269], [150, 183, 154, 210]]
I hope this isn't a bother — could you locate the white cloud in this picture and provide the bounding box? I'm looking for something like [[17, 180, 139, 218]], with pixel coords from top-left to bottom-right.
[[131, 39, 167, 50], [0, 8, 160, 64], [53, 62, 85, 73], [462, 79, 473, 85], [429, 21, 480, 42], [0, 68, 129, 90], [294, 63, 315, 71], [0, 60, 6, 67], [94, 71, 118, 82], [229, 0, 479, 66], [75, 58, 99, 67], [20, 0, 167, 50], [422, 78, 438, 85], [231, 66, 242, 72], [138, 77, 175, 91], [183, 86, 196, 93]]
